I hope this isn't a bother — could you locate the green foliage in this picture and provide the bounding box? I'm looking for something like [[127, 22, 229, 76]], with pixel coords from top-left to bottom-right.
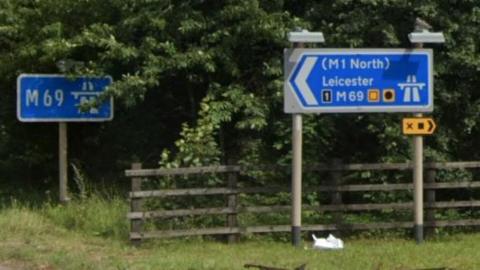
[[1, 1, 480, 194]]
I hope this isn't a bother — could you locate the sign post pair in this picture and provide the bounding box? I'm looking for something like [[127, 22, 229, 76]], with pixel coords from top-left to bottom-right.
[[285, 47, 436, 246]]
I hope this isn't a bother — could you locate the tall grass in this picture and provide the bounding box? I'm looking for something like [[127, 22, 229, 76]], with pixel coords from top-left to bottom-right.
[[30, 163, 131, 239], [0, 196, 130, 269], [0, 183, 129, 241], [1, 196, 480, 269], [0, 201, 63, 239], [42, 193, 129, 239]]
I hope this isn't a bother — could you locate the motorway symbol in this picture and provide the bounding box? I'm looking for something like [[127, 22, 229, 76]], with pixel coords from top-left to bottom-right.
[[398, 75, 425, 102], [17, 74, 113, 122], [284, 48, 433, 113], [402, 117, 436, 135]]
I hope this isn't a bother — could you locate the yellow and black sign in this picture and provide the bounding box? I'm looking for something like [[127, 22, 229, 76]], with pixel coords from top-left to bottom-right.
[[402, 117, 436, 135]]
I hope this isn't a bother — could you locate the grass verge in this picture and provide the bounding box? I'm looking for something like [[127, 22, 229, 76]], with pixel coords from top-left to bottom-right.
[[0, 197, 479, 269]]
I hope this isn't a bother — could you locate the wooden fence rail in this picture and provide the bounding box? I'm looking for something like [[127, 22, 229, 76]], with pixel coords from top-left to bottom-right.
[[126, 161, 480, 244], [125, 161, 480, 177]]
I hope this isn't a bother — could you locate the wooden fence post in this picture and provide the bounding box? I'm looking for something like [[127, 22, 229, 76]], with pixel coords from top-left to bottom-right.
[[425, 164, 436, 238], [227, 169, 239, 243], [330, 159, 343, 232], [131, 163, 143, 245]]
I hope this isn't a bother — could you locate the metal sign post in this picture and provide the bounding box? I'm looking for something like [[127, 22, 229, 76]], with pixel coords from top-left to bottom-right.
[[59, 122, 69, 203], [291, 113, 302, 246], [413, 35, 425, 242], [413, 111, 424, 243], [288, 30, 325, 247], [17, 74, 113, 203], [291, 40, 304, 248], [407, 19, 445, 243]]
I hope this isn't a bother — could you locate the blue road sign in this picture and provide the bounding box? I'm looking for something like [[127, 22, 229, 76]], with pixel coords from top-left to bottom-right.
[[284, 49, 433, 113], [17, 74, 113, 122]]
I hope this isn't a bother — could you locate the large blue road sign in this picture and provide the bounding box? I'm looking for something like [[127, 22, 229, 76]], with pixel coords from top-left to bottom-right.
[[284, 49, 433, 113], [17, 74, 113, 122]]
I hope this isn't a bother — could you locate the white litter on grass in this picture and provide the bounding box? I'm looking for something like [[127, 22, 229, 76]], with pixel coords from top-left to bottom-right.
[[312, 234, 344, 250]]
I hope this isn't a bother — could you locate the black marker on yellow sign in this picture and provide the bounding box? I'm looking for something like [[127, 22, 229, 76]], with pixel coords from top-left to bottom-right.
[[402, 117, 436, 135]]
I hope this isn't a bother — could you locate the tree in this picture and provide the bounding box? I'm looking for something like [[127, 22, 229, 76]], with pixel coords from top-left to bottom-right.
[[0, 0, 480, 193]]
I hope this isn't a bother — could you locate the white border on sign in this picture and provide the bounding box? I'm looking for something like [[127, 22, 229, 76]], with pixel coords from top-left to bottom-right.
[[284, 48, 434, 114], [17, 74, 114, 122]]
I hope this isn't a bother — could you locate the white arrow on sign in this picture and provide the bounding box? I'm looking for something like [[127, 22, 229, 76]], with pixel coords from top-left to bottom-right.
[[293, 56, 318, 106]]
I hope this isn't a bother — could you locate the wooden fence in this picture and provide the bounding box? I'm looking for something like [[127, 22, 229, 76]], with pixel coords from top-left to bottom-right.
[[126, 161, 480, 244]]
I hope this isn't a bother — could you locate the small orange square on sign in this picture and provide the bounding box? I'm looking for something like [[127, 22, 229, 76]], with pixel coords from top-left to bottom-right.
[[368, 89, 380, 102]]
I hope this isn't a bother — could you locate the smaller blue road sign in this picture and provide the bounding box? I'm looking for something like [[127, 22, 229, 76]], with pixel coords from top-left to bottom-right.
[[284, 49, 433, 113], [17, 74, 113, 122]]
